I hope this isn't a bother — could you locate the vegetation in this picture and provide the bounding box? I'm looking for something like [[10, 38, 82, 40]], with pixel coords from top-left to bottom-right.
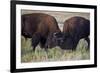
[[21, 36, 90, 63]]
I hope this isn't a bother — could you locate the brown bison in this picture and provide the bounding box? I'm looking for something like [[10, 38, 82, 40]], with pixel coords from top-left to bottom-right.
[[21, 13, 61, 51], [54, 16, 90, 50]]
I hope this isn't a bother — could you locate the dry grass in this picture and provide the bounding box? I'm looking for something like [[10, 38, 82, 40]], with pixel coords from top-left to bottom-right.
[[21, 36, 90, 63]]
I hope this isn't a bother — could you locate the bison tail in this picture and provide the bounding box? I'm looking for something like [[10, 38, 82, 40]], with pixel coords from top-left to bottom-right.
[[85, 37, 90, 49]]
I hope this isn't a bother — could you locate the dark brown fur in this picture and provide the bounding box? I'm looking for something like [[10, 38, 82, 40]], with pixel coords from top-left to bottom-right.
[[21, 13, 61, 50], [60, 16, 90, 50]]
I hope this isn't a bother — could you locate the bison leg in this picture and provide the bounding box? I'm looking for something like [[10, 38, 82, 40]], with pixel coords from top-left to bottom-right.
[[85, 37, 90, 49], [32, 33, 41, 51], [44, 41, 49, 51], [40, 37, 47, 51], [44, 35, 53, 50], [32, 46, 36, 51]]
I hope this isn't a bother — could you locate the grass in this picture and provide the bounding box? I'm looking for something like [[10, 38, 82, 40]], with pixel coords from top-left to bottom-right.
[[21, 36, 90, 63]]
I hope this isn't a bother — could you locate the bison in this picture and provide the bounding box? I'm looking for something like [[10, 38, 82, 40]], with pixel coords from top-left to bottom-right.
[[21, 13, 61, 51], [53, 16, 90, 50]]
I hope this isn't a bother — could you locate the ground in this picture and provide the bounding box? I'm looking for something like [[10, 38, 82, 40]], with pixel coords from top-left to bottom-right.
[[21, 36, 90, 63]]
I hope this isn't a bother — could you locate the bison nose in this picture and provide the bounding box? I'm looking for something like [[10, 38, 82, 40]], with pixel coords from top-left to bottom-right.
[[59, 38, 64, 42], [57, 38, 64, 45], [61, 40, 64, 43]]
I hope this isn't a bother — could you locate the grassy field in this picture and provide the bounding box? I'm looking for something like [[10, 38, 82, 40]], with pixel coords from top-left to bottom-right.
[[21, 36, 90, 63]]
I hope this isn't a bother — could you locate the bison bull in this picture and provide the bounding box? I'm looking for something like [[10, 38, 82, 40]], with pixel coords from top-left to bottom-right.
[[21, 13, 61, 51], [54, 16, 90, 50]]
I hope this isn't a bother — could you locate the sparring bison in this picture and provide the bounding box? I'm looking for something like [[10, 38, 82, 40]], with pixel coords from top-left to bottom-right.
[[53, 16, 90, 50], [21, 13, 61, 51]]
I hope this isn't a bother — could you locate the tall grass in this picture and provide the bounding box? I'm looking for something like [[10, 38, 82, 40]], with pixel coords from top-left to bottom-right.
[[21, 36, 90, 63]]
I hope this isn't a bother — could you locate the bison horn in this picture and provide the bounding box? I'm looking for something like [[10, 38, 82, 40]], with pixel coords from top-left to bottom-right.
[[53, 32, 58, 37]]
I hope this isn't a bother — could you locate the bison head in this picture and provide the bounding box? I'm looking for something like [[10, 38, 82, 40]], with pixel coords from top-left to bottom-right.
[[46, 32, 78, 50], [52, 32, 78, 50], [45, 32, 64, 49]]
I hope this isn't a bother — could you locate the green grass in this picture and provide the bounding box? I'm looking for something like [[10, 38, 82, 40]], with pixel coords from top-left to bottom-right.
[[21, 36, 90, 63]]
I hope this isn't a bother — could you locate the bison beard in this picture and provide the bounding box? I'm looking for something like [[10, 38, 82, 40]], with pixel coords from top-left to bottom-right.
[[21, 13, 61, 51]]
